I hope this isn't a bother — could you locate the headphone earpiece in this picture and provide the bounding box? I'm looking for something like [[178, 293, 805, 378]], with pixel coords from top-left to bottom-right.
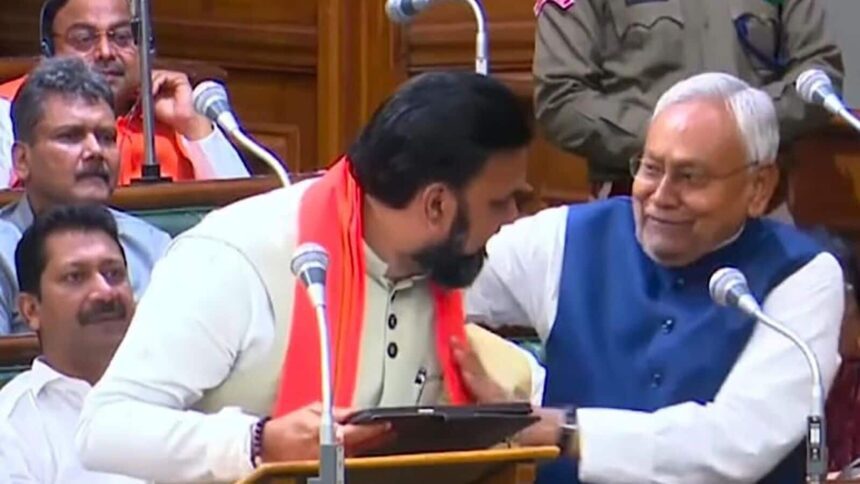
[[39, 0, 54, 57]]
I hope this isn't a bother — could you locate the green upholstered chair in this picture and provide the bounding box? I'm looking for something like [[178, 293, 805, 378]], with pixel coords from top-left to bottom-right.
[[128, 206, 214, 238]]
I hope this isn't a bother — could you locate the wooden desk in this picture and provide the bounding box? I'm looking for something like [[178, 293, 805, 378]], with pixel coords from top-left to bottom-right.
[[238, 446, 559, 484], [0, 175, 312, 212]]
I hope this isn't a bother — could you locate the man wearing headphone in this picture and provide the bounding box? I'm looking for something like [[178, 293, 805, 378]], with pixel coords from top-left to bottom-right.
[[0, 0, 249, 186]]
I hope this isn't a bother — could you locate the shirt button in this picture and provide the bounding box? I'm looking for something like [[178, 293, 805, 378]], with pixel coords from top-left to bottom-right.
[[661, 318, 675, 334], [651, 372, 663, 388], [675, 277, 685, 288], [388, 314, 398, 330], [387, 342, 398, 359]]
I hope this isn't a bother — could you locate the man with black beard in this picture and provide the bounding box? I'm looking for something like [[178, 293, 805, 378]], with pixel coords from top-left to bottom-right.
[[0, 57, 169, 335], [75, 71, 543, 483], [0, 204, 144, 483]]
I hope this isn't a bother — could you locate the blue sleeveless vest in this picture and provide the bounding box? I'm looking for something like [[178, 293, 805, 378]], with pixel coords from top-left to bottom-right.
[[537, 198, 820, 484]]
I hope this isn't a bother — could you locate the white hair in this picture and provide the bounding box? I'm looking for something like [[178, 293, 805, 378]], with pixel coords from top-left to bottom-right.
[[652, 72, 779, 165]]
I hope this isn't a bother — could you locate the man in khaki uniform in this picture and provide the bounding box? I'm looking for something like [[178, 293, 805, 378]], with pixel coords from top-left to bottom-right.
[[75, 71, 541, 483], [534, 0, 844, 196]]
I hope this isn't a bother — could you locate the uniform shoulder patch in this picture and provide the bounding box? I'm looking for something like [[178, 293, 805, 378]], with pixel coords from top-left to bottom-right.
[[534, 0, 575, 16]]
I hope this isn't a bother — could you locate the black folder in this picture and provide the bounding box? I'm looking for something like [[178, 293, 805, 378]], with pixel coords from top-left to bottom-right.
[[346, 402, 539, 456]]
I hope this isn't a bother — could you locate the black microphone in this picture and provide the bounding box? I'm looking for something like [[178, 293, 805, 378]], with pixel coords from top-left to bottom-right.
[[192, 81, 291, 186], [289, 243, 343, 484], [709, 267, 827, 484], [796, 68, 860, 134]]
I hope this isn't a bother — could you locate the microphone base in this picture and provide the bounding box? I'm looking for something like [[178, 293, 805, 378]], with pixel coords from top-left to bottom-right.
[[308, 443, 345, 484], [131, 164, 173, 185], [806, 415, 828, 483]]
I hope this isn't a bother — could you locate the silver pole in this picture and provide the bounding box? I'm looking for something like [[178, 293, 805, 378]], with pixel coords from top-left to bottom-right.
[[135, 0, 165, 181]]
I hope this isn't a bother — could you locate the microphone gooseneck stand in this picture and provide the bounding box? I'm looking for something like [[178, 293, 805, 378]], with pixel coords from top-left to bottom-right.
[[750, 307, 827, 484], [463, 0, 488, 75], [710, 269, 827, 484], [290, 244, 344, 484]]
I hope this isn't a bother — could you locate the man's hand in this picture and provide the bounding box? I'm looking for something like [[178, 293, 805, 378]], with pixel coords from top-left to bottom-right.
[[514, 407, 564, 447], [260, 403, 391, 463], [452, 336, 511, 403], [151, 70, 213, 141]]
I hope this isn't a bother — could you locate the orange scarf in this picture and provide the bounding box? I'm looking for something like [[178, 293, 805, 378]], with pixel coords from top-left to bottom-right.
[[272, 157, 470, 416]]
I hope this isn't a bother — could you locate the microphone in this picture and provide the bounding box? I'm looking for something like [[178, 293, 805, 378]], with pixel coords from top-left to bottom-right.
[[796, 68, 860, 134], [192, 81, 291, 186], [385, 0, 433, 22], [709, 268, 827, 483], [290, 243, 344, 484], [384, 0, 489, 75]]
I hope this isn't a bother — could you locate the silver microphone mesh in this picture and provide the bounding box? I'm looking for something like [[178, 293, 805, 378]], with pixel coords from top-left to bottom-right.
[[290, 243, 330, 277], [192, 80, 231, 121], [795, 69, 833, 104], [708, 267, 748, 307]]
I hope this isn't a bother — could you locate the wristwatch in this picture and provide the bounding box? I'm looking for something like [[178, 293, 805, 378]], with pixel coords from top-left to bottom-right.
[[557, 407, 578, 458]]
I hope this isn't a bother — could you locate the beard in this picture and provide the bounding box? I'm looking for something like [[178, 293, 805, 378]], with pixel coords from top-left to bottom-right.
[[411, 203, 486, 289]]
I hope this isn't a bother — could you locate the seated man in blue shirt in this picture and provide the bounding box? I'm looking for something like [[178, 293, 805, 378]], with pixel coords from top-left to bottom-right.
[[0, 57, 169, 334], [467, 72, 844, 483]]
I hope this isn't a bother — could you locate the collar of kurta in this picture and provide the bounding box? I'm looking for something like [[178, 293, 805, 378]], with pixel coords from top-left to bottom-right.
[[270, 157, 472, 416]]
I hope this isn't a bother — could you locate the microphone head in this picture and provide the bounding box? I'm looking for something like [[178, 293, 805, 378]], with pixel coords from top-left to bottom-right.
[[796, 68, 834, 104], [385, 0, 433, 23], [709, 267, 750, 307], [192, 80, 231, 121], [290, 243, 329, 286]]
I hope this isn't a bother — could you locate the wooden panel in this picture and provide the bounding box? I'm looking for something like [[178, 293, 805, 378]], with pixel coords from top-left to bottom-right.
[[0, 1, 41, 55], [153, 20, 316, 73], [152, 2, 320, 169], [152, 0, 317, 25], [790, 120, 860, 233], [227, 71, 317, 173]]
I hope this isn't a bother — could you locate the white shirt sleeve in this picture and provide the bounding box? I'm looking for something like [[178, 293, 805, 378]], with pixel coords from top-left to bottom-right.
[[577, 253, 844, 484], [179, 125, 250, 179], [0, 422, 42, 483], [76, 237, 274, 483], [0, 99, 14, 188], [465, 206, 567, 341]]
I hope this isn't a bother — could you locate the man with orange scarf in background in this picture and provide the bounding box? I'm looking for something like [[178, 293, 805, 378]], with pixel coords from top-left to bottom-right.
[[0, 0, 249, 186], [75, 71, 541, 483]]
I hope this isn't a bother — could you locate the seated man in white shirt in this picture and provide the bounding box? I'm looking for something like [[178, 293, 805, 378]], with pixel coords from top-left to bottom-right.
[[467, 72, 844, 483], [0, 203, 142, 483]]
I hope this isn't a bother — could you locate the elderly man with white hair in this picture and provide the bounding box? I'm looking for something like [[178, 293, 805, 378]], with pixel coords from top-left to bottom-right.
[[467, 72, 844, 483]]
